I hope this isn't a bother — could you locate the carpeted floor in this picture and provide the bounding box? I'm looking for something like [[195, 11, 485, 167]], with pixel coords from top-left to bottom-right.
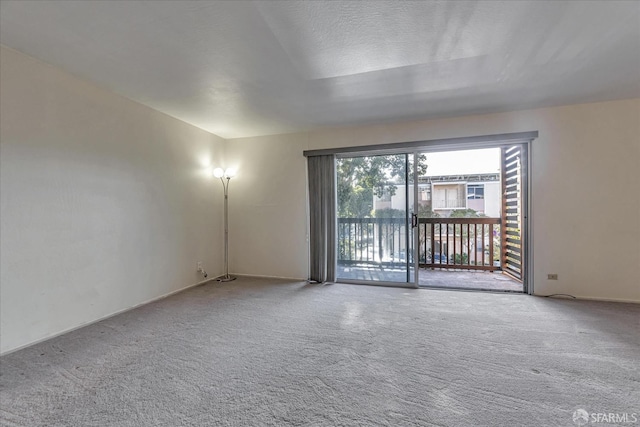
[[1, 277, 638, 426]]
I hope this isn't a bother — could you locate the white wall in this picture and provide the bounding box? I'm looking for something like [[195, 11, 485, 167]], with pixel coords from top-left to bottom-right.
[[483, 182, 501, 218], [226, 98, 640, 302], [373, 184, 416, 213], [225, 133, 309, 280], [0, 46, 226, 354]]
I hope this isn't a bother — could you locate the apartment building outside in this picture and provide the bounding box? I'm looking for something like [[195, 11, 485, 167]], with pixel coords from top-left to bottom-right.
[[373, 173, 501, 218]]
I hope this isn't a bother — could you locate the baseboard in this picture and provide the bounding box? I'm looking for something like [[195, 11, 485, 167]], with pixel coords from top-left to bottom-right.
[[534, 293, 640, 304], [231, 273, 306, 282], [0, 276, 219, 357]]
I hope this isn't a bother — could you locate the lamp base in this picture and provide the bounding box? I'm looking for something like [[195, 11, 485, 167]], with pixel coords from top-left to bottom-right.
[[216, 275, 236, 282]]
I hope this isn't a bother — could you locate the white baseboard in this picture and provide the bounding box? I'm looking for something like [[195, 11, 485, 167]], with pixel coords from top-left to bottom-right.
[[0, 276, 219, 357], [533, 293, 640, 304], [231, 272, 306, 281]]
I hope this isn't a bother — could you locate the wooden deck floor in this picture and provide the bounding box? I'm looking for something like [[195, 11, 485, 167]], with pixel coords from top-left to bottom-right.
[[337, 266, 522, 292]]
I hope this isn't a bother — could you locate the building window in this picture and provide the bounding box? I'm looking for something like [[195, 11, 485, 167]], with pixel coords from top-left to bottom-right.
[[419, 185, 431, 201], [467, 184, 484, 200]]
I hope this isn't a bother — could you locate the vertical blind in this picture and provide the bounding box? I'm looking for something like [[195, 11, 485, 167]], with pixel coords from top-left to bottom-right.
[[307, 155, 336, 283]]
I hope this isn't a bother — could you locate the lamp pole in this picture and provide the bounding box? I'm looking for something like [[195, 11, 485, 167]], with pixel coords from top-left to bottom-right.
[[214, 168, 236, 282]]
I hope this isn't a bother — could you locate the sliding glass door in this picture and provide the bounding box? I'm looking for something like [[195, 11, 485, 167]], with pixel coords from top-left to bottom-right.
[[304, 131, 536, 291], [335, 153, 418, 286]]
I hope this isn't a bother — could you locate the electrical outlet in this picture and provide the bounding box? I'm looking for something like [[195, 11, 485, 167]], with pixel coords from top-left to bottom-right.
[[196, 261, 203, 272], [547, 274, 558, 280]]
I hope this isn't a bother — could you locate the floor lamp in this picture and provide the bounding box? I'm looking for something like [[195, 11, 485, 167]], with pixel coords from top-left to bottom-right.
[[213, 167, 236, 282]]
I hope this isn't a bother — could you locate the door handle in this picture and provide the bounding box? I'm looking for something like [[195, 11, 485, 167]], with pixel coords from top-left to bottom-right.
[[411, 213, 418, 228]]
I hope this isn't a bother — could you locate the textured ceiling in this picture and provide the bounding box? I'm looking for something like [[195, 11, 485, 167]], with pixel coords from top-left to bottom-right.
[[1, 1, 639, 139]]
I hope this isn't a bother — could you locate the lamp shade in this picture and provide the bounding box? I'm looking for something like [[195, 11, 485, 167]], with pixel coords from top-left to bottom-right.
[[225, 168, 237, 178], [212, 168, 224, 178]]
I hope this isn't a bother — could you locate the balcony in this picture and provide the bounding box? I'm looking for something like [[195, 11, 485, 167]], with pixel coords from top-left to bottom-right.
[[432, 199, 466, 209], [337, 216, 521, 291], [419, 217, 499, 270]]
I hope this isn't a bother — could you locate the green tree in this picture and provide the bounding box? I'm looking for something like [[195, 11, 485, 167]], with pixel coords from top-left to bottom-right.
[[373, 208, 405, 218], [337, 155, 428, 218], [449, 208, 487, 218], [418, 204, 440, 218], [453, 253, 469, 264]]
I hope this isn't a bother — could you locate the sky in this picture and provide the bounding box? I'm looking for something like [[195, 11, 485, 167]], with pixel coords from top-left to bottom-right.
[[424, 148, 500, 176]]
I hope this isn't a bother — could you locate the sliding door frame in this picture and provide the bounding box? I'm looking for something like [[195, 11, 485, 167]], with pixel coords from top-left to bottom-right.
[[335, 151, 419, 289], [308, 131, 536, 294], [414, 142, 532, 294]]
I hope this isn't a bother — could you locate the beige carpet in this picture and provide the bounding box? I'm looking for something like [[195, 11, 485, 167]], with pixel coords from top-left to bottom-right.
[[1, 277, 638, 426]]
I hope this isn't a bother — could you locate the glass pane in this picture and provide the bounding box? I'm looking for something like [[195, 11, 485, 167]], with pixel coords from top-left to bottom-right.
[[336, 154, 410, 283]]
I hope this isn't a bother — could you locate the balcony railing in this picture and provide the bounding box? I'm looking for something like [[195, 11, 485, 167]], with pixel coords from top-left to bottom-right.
[[338, 217, 409, 267], [337, 217, 500, 271], [419, 218, 500, 271]]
